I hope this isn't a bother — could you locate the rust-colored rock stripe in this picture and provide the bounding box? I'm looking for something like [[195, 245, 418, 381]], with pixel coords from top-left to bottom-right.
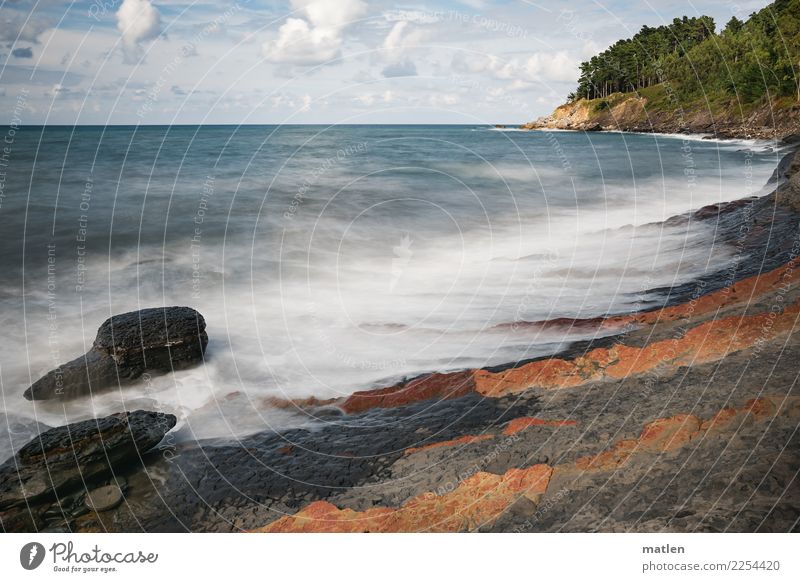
[[257, 396, 799, 533]]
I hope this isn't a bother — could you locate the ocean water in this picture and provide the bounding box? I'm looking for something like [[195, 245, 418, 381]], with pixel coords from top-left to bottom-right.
[[0, 125, 781, 448]]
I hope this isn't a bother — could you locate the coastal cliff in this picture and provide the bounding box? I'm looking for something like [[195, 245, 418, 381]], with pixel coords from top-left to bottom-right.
[[521, 91, 800, 140]]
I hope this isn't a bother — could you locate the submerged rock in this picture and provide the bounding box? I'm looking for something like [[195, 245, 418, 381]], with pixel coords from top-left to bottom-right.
[[0, 410, 176, 511], [24, 306, 207, 401]]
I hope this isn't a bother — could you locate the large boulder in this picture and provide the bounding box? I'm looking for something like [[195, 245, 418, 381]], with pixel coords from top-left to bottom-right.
[[24, 306, 207, 401], [0, 410, 176, 511]]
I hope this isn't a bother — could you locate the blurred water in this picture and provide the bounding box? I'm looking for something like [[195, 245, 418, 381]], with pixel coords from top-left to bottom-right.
[[0, 124, 780, 445]]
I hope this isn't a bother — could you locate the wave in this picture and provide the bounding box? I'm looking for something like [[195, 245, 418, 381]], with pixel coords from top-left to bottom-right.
[[0, 125, 781, 446]]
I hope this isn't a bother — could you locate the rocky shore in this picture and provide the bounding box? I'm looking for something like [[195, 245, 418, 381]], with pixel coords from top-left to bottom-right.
[[2, 146, 799, 533], [521, 93, 800, 140]]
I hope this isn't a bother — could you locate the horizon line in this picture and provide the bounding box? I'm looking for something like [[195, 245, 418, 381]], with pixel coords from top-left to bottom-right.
[[2, 122, 515, 128]]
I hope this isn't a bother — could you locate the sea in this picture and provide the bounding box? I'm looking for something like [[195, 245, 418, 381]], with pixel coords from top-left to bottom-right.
[[0, 124, 783, 453]]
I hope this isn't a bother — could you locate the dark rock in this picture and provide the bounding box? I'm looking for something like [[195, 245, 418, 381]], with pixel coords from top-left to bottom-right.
[[776, 150, 800, 211], [25, 306, 207, 400], [0, 410, 176, 511], [24, 349, 119, 401]]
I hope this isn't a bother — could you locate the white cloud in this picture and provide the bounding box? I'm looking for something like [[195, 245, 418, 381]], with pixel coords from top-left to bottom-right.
[[452, 51, 577, 83], [269, 92, 314, 111], [262, 0, 366, 65], [383, 21, 407, 53], [378, 20, 426, 78], [382, 21, 427, 58], [116, 0, 162, 62], [353, 90, 393, 107], [271, 93, 293, 108], [354, 93, 374, 106], [581, 40, 602, 59]]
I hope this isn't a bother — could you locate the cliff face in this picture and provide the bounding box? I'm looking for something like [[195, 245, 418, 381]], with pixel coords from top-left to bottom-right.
[[523, 90, 800, 140]]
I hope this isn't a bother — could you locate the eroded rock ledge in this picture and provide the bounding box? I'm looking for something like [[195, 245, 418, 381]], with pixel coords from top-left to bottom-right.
[[0, 411, 176, 531], [520, 94, 800, 140]]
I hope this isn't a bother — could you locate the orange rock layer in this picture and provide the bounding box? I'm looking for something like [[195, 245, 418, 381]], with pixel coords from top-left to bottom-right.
[[473, 299, 800, 397], [340, 292, 800, 411], [256, 464, 553, 533], [258, 396, 799, 533], [341, 370, 476, 414], [503, 417, 578, 436]]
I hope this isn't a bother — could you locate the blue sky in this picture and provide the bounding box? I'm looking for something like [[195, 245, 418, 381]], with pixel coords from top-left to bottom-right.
[[0, 0, 771, 124]]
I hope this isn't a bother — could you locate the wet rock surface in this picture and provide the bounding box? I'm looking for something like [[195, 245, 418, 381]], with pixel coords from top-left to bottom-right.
[[0, 411, 175, 531], [67, 393, 540, 532], [24, 306, 207, 401]]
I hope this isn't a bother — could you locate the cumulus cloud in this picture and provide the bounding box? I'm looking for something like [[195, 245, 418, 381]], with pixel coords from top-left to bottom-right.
[[378, 20, 426, 78], [452, 51, 577, 83], [116, 0, 162, 62], [262, 0, 366, 65], [11, 47, 33, 58], [382, 20, 427, 58]]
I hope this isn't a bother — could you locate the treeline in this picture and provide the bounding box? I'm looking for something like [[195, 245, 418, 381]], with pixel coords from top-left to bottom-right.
[[571, 0, 800, 104]]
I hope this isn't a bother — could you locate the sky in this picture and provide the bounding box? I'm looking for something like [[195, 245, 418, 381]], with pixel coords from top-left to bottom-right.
[[0, 0, 771, 125]]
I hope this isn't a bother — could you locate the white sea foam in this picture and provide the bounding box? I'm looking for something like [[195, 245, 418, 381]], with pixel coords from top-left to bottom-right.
[[0, 126, 781, 451]]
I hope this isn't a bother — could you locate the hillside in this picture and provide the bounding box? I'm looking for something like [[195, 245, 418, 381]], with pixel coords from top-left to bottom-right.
[[524, 0, 800, 139]]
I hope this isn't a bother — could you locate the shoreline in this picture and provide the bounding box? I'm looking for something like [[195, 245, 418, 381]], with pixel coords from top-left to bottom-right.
[[2, 145, 799, 533], [503, 125, 790, 148]]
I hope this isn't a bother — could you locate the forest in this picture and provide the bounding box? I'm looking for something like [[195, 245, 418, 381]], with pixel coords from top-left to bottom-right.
[[571, 0, 800, 105]]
